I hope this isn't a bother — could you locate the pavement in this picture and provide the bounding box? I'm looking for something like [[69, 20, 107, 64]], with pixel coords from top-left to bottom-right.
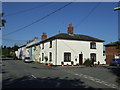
[[2, 59, 120, 89]]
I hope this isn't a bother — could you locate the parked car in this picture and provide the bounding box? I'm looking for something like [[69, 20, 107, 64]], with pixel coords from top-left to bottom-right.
[[24, 57, 33, 63], [110, 58, 120, 66]]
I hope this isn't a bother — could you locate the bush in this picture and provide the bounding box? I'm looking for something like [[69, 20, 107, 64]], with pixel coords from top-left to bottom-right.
[[61, 61, 64, 65], [6, 54, 12, 58], [83, 58, 92, 67]]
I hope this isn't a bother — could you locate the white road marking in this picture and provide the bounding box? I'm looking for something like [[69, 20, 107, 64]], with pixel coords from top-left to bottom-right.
[[75, 73, 79, 75], [66, 71, 118, 89], [83, 75, 88, 79], [31, 75, 37, 79]]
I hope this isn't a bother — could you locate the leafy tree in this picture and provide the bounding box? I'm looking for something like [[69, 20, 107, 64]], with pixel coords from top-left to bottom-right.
[[0, 13, 6, 27], [12, 44, 19, 51], [2, 45, 19, 58]]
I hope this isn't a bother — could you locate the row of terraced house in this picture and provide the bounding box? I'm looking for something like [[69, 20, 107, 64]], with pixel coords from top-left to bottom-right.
[[15, 24, 119, 66]]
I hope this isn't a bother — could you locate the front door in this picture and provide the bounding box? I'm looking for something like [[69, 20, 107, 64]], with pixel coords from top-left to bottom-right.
[[79, 54, 83, 65]]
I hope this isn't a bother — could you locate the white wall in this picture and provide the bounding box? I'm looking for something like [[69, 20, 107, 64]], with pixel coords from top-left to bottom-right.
[[26, 48, 30, 57], [40, 40, 56, 65], [21, 46, 26, 60], [34, 45, 41, 62], [40, 39, 104, 65], [57, 39, 105, 65]]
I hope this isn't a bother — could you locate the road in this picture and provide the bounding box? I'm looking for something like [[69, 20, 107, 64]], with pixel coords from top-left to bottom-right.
[[2, 59, 120, 89]]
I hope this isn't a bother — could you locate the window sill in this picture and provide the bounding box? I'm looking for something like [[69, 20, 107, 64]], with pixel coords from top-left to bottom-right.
[[90, 48, 96, 49], [64, 61, 71, 62]]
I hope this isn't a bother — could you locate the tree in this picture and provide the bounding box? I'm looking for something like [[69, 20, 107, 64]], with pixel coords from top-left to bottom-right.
[[0, 13, 6, 28], [12, 45, 19, 52], [2, 45, 19, 58]]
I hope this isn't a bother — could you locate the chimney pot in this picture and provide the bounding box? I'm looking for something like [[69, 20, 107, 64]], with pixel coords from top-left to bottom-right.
[[41, 33, 47, 40], [34, 37, 38, 40], [69, 24, 72, 27], [68, 24, 74, 34]]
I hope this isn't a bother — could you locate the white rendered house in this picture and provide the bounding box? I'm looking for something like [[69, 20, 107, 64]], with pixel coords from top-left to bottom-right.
[[16, 45, 26, 60], [39, 24, 105, 65]]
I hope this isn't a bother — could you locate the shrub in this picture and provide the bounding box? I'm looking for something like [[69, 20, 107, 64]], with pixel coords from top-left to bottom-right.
[[83, 58, 92, 67], [6, 54, 12, 58], [61, 61, 64, 65]]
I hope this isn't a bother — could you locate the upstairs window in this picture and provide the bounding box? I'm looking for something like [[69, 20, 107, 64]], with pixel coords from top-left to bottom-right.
[[64, 52, 71, 62], [42, 43, 44, 49], [90, 42, 96, 49], [49, 52, 52, 61], [50, 41, 52, 48], [42, 53, 44, 61]]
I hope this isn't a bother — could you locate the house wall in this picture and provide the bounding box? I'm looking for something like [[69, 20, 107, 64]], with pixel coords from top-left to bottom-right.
[[40, 40, 56, 65], [16, 48, 20, 59], [25, 39, 39, 59], [26, 48, 30, 57], [19, 48, 22, 59], [105, 46, 119, 64], [31, 46, 35, 61], [40, 39, 105, 65], [34, 45, 41, 62], [15, 51, 18, 58], [29, 47, 32, 60], [26, 47, 32, 60], [22, 46, 26, 60], [57, 39, 105, 65]]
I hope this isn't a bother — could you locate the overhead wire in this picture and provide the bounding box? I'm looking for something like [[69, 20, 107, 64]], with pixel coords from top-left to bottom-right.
[[75, 2, 101, 29], [3, 2, 73, 36], [4, 2, 53, 17]]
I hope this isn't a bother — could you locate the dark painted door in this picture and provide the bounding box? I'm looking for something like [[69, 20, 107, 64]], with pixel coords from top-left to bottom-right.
[[79, 54, 83, 65]]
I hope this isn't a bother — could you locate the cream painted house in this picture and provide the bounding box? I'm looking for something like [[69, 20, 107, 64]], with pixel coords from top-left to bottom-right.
[[34, 44, 41, 62], [16, 24, 105, 66], [16, 45, 26, 60], [38, 24, 105, 65]]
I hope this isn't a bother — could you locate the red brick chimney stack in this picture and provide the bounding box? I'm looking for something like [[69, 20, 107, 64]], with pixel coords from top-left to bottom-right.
[[68, 24, 74, 34], [41, 33, 47, 40]]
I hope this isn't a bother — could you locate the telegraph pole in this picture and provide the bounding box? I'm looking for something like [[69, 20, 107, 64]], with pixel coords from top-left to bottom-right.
[[114, 1, 120, 41], [114, 2, 120, 90]]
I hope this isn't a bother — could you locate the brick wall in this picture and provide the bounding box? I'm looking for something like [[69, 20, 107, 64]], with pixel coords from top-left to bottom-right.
[[105, 46, 119, 64]]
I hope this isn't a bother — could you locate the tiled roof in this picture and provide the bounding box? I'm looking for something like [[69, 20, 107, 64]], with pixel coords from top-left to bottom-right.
[[40, 33, 104, 43], [104, 41, 120, 46]]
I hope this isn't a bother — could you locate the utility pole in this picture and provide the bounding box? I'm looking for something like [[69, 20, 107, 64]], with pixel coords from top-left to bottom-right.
[[114, 2, 120, 90], [114, 1, 120, 41]]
